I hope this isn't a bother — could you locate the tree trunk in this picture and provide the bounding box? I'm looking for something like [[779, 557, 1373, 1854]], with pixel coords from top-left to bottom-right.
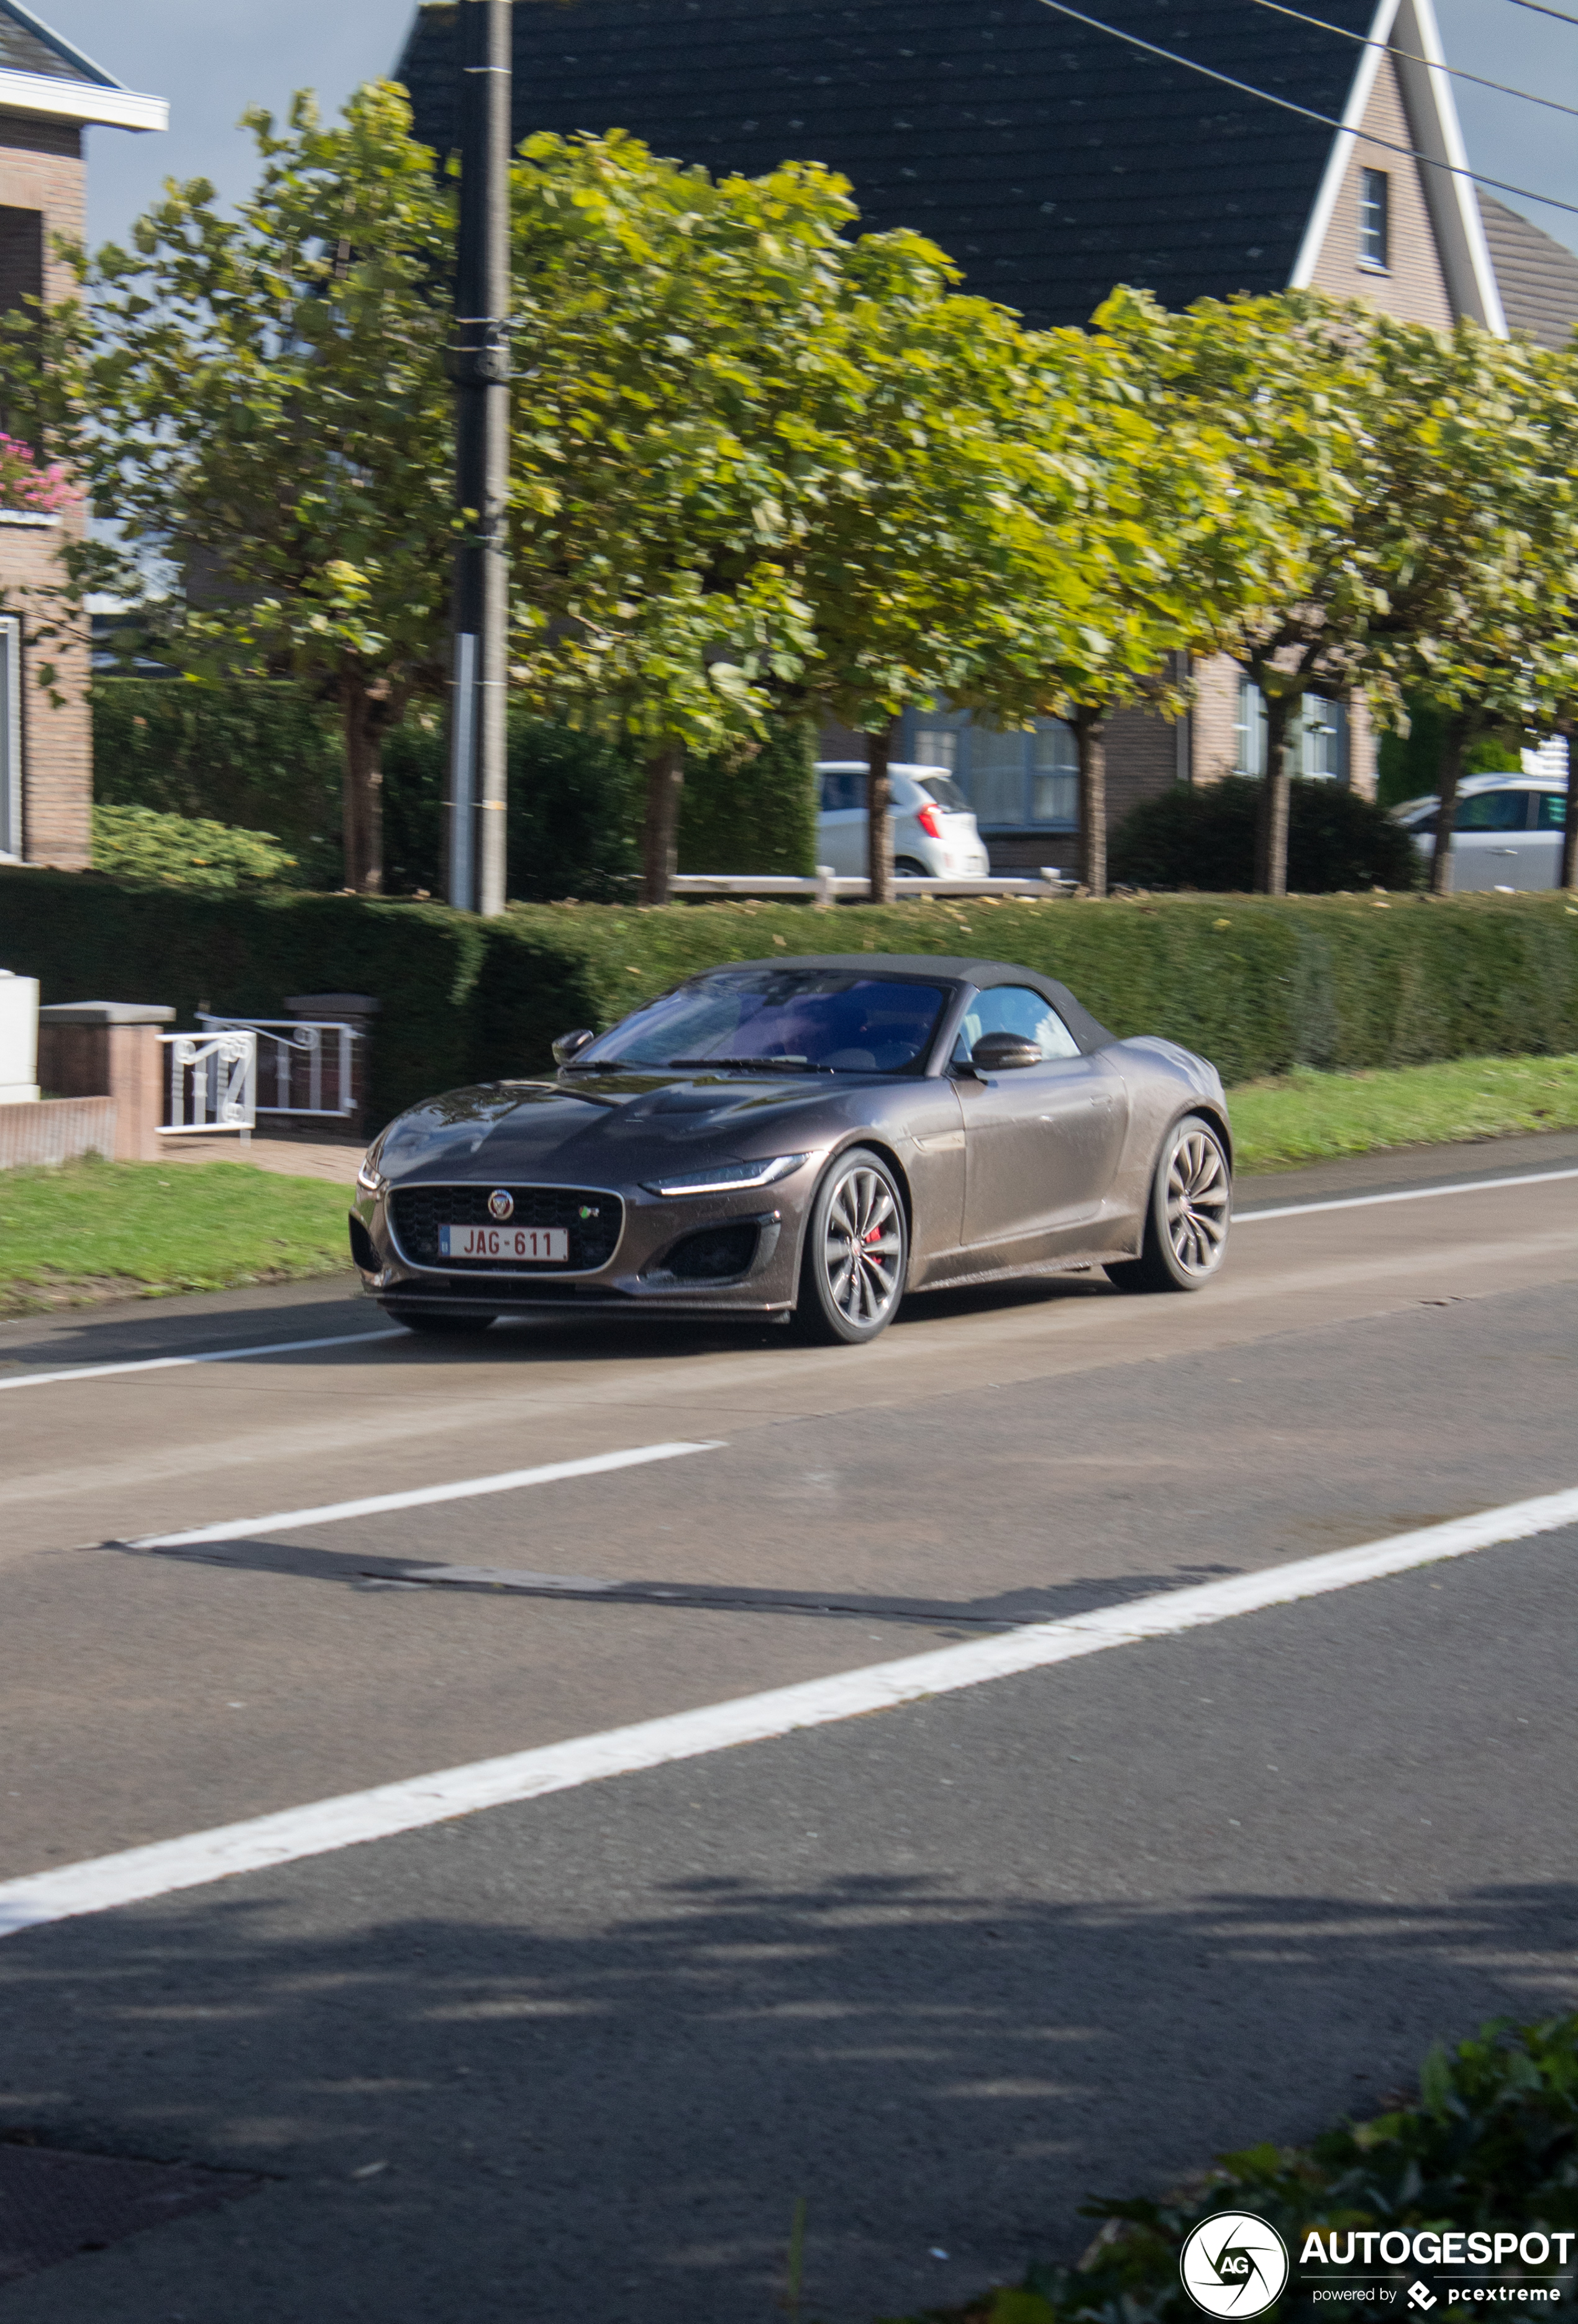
[[1561, 727, 1577, 895], [640, 744, 685, 905], [1073, 706, 1108, 896], [865, 721, 896, 905], [1429, 709, 1479, 896], [340, 681, 385, 896], [1253, 691, 1295, 896]]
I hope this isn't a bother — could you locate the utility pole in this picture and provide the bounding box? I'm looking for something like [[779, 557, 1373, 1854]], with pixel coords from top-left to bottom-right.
[[447, 0, 511, 916]]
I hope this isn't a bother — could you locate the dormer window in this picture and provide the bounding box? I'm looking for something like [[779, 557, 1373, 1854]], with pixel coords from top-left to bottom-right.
[[1359, 168, 1390, 271]]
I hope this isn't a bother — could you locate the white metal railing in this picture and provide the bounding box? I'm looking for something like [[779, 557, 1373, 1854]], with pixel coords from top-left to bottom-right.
[[160, 1027, 256, 1139], [670, 867, 1073, 904], [198, 1015, 359, 1119]]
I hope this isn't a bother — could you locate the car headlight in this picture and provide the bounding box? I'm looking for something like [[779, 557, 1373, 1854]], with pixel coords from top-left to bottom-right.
[[643, 1154, 810, 1198], [355, 1155, 387, 1196]]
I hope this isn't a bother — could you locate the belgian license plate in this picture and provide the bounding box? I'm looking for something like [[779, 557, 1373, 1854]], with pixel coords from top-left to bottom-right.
[[439, 1224, 569, 1263]]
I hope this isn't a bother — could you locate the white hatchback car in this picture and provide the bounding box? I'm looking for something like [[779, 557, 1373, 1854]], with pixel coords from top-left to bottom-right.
[[1393, 770, 1568, 890], [816, 761, 991, 879]]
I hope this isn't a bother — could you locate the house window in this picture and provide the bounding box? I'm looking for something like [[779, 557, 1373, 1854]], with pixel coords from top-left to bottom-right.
[[1359, 168, 1389, 270], [0, 617, 19, 860], [904, 709, 1079, 829], [1234, 680, 1348, 782]]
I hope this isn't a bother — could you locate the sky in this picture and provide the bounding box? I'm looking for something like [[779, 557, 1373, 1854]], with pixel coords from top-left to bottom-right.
[[42, 0, 1578, 264]]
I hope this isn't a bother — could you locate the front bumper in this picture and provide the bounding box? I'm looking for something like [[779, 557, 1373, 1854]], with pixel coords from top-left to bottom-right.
[[351, 1169, 811, 1317]]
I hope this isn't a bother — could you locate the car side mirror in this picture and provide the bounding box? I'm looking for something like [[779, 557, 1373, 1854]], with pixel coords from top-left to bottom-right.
[[971, 1031, 1042, 1072], [553, 1028, 596, 1065]]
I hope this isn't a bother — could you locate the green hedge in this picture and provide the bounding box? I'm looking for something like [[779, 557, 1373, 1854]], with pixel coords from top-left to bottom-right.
[[92, 677, 342, 883], [2, 869, 1575, 1128]]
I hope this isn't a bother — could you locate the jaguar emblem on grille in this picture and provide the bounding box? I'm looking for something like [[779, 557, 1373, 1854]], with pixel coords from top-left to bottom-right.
[[487, 1188, 514, 1222]]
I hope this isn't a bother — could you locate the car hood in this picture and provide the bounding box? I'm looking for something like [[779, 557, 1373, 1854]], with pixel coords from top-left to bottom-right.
[[373, 1070, 875, 1184]]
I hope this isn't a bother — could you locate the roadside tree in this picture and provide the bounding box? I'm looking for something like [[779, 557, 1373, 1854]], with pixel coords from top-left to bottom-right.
[[27, 83, 458, 895], [1357, 319, 1578, 894]]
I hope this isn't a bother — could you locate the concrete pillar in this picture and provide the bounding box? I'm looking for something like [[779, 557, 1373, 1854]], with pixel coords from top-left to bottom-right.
[[285, 993, 380, 1130], [0, 970, 39, 1103], [35, 1001, 175, 1162]]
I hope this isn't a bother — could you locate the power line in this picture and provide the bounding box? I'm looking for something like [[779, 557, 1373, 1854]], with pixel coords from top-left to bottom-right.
[[1244, 0, 1578, 121], [1029, 0, 1578, 219], [1500, 0, 1578, 28]]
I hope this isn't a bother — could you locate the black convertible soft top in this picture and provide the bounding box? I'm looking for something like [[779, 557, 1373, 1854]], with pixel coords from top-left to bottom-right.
[[698, 954, 1117, 1058]]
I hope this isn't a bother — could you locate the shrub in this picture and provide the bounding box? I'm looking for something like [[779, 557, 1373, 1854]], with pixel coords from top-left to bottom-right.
[[678, 721, 817, 875], [4, 870, 1576, 1128], [90, 804, 302, 891], [1110, 777, 1420, 893], [91, 677, 342, 882], [379, 711, 639, 901]]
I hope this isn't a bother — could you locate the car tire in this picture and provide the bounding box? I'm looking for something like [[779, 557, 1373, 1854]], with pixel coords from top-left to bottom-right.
[[386, 1308, 498, 1336], [1105, 1113, 1231, 1294], [794, 1146, 909, 1344], [893, 856, 929, 878]]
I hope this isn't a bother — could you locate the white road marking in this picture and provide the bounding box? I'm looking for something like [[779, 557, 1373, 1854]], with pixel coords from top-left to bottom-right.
[[7, 1480, 1576, 1940], [0, 1328, 404, 1393], [1234, 1165, 1578, 1223], [122, 1440, 725, 1551], [2, 1165, 1566, 1393]]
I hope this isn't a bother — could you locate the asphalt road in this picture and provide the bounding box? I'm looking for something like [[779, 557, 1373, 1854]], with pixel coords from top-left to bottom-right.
[[0, 1130, 1574, 2321]]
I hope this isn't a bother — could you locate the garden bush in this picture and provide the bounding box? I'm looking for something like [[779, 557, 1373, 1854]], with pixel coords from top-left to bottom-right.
[[92, 676, 342, 883], [3, 868, 1575, 1129], [1110, 777, 1420, 893], [91, 804, 304, 891], [378, 711, 814, 895]]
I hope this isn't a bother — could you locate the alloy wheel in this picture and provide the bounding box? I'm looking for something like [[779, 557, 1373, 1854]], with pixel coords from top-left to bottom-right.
[[1164, 1126, 1230, 1277], [821, 1164, 903, 1329]]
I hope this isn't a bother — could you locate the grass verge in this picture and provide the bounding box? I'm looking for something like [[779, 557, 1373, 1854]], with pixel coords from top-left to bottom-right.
[[880, 2013, 1578, 2324], [1229, 1053, 1578, 1173], [1, 1054, 1573, 1311], [0, 1157, 352, 1315]]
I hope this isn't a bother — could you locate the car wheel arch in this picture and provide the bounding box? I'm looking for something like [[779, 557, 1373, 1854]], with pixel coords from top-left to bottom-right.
[[794, 1136, 916, 1272]]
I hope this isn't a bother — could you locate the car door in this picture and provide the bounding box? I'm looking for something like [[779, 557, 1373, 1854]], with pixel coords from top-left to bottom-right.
[[1449, 788, 1533, 889], [1526, 790, 1566, 888], [954, 987, 1128, 1255], [815, 770, 865, 875]]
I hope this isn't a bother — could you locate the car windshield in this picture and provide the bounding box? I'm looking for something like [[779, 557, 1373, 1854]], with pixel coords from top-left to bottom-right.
[[576, 971, 949, 1075]]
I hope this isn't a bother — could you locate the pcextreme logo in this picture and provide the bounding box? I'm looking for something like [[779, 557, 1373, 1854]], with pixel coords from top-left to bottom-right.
[[1181, 2212, 1292, 2317]]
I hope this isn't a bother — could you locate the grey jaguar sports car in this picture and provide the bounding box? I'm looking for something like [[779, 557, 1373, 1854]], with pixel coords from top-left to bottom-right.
[[350, 954, 1232, 1344]]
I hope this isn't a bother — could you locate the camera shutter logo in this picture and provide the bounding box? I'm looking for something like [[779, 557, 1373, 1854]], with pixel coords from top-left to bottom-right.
[[487, 1189, 514, 1222], [1180, 2212, 1290, 2317]]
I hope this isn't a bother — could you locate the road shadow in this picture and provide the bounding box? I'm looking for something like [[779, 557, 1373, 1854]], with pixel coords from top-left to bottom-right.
[[1, 1866, 1572, 2324]]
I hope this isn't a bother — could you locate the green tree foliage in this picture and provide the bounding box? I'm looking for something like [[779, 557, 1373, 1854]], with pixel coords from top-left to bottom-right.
[[40, 83, 456, 895], [1354, 319, 1578, 895], [1110, 776, 1420, 893], [508, 132, 840, 900], [1151, 293, 1372, 898]]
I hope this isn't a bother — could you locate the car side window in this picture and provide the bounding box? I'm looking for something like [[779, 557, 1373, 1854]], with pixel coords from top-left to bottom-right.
[[1455, 790, 1531, 832], [1535, 792, 1566, 831], [819, 772, 862, 814], [952, 985, 1080, 1063]]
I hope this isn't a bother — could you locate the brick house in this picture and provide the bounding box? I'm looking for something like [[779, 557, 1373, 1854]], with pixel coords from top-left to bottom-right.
[[0, 3, 164, 870], [397, 0, 1552, 872]]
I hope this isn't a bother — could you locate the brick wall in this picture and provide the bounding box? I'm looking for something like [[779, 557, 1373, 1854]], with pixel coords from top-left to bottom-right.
[[0, 116, 89, 870], [1308, 52, 1455, 329]]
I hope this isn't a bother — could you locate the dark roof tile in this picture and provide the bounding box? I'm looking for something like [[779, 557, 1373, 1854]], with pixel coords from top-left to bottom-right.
[[395, 0, 1370, 324]]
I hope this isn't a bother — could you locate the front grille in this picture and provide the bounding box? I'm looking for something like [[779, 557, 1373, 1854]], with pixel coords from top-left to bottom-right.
[[390, 1183, 623, 1274]]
